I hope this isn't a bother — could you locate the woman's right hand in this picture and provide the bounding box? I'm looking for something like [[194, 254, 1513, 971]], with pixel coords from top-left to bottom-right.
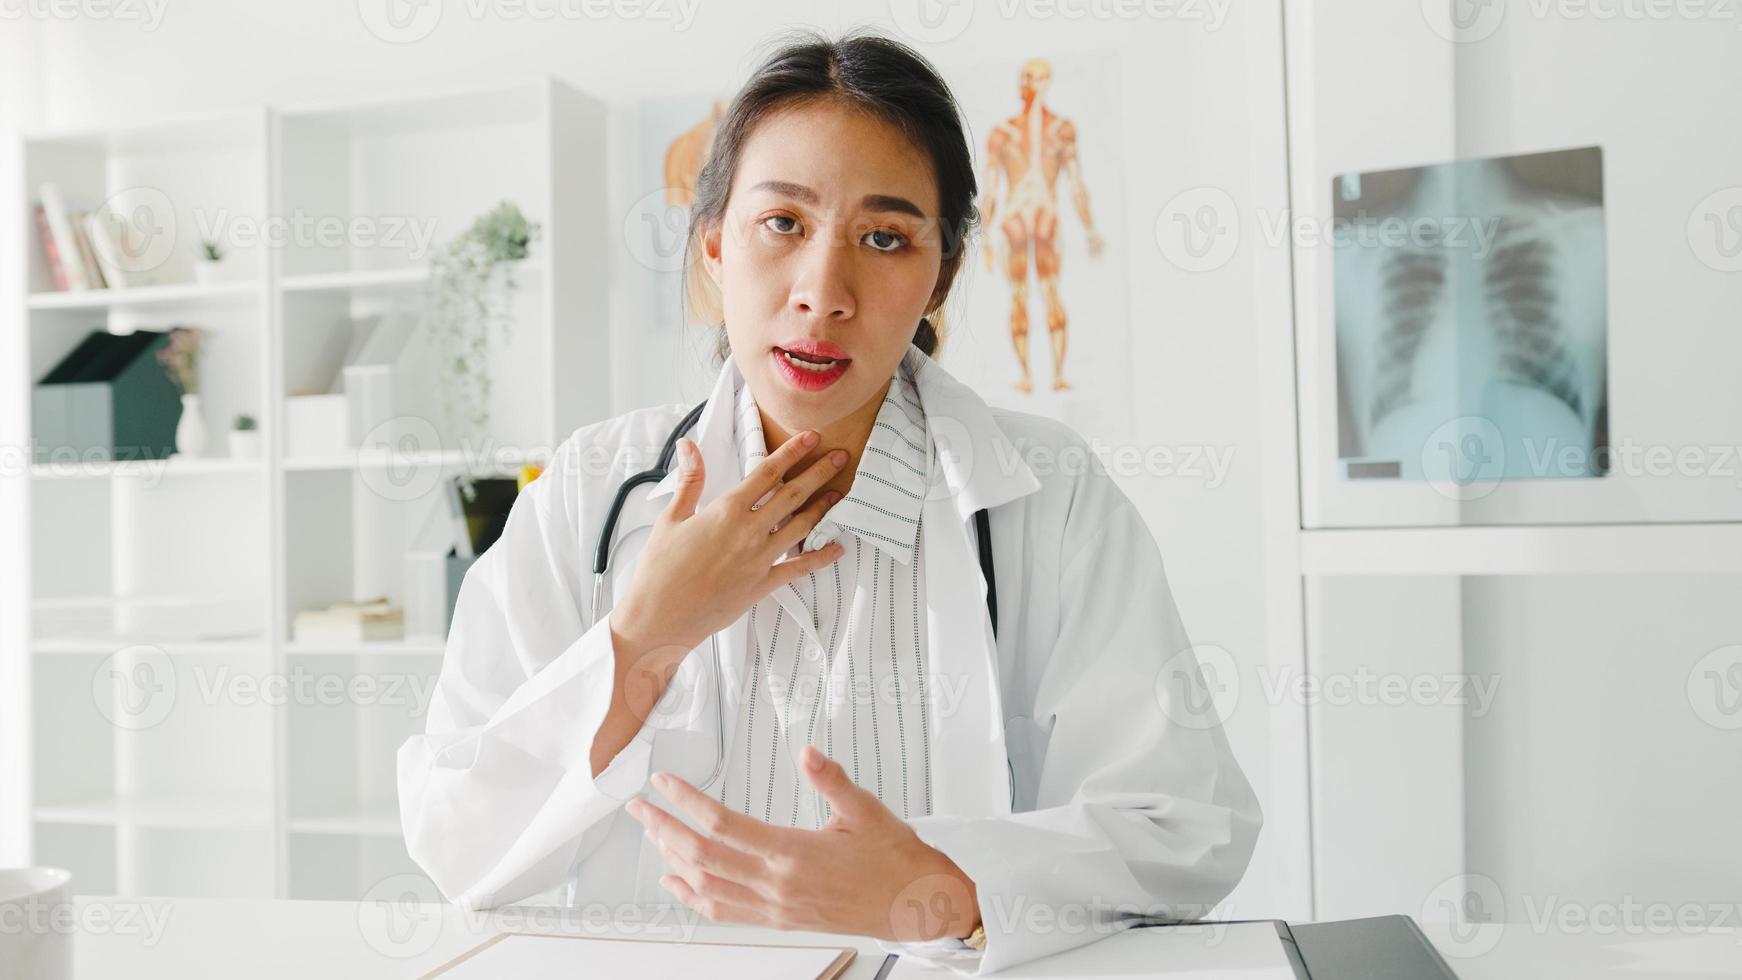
[[610, 429, 848, 660]]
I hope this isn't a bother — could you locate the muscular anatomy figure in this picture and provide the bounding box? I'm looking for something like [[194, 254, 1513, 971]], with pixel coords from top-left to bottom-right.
[[979, 59, 1105, 393], [665, 99, 727, 208]]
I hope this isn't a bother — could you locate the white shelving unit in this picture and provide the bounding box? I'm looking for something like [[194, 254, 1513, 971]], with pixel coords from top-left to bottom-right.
[[9, 77, 612, 900]]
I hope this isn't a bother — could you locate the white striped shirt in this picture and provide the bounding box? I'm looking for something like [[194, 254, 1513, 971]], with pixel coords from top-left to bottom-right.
[[715, 357, 935, 829]]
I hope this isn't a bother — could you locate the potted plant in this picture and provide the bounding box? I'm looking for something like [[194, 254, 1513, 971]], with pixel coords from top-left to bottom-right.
[[155, 326, 206, 458], [194, 238, 225, 284], [426, 201, 539, 482], [229, 413, 261, 459]]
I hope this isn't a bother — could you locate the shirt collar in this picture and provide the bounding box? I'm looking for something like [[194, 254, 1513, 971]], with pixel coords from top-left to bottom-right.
[[647, 343, 1040, 523], [732, 356, 929, 565]]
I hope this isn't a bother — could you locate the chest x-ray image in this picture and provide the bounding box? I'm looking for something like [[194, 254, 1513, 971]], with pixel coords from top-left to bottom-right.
[[1333, 146, 1609, 486]]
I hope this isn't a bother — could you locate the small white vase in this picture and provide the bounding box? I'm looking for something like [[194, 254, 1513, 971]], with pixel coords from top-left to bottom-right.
[[175, 393, 208, 458], [193, 259, 224, 285], [229, 429, 262, 459]]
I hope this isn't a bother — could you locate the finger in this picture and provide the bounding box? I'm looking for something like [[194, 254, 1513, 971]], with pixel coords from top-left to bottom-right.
[[627, 798, 764, 881], [757, 449, 849, 524], [662, 438, 705, 523], [767, 490, 842, 556], [650, 771, 790, 855], [799, 746, 883, 824], [766, 542, 846, 592], [661, 847, 775, 913], [730, 429, 819, 510], [659, 874, 766, 927]]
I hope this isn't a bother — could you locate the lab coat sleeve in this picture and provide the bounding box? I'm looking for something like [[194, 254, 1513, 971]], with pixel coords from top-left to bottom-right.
[[396, 434, 655, 908], [898, 473, 1263, 975]]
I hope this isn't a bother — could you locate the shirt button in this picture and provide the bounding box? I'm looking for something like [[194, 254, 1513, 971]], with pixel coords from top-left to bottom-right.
[[805, 641, 822, 662], [807, 523, 836, 551]]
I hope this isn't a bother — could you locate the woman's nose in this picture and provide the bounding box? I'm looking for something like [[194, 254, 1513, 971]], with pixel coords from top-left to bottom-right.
[[789, 233, 856, 321]]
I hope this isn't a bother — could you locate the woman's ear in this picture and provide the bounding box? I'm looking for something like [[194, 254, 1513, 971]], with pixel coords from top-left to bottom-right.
[[700, 220, 724, 287], [683, 217, 726, 325]]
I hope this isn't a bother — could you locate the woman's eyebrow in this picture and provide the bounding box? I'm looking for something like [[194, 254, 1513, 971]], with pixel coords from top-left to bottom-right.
[[751, 180, 928, 219]]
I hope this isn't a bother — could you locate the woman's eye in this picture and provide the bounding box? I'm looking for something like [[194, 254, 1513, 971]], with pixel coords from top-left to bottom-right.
[[764, 215, 800, 235], [864, 229, 908, 252]]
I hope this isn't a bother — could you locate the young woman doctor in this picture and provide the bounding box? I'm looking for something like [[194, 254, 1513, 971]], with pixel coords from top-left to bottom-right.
[[399, 30, 1260, 974]]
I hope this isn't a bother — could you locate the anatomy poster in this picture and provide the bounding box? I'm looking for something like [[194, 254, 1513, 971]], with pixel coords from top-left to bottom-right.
[[944, 51, 1132, 438], [628, 92, 735, 403], [1332, 146, 1609, 486], [632, 93, 730, 335]]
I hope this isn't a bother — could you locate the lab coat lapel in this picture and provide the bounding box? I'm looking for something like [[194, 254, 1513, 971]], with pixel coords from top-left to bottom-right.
[[920, 496, 1012, 818], [622, 358, 756, 757], [907, 347, 1042, 820]]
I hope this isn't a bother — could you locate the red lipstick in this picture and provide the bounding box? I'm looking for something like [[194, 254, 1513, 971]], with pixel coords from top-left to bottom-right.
[[771, 340, 851, 392]]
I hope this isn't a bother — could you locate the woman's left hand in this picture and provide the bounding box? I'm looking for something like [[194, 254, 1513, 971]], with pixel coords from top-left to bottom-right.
[[626, 745, 982, 944]]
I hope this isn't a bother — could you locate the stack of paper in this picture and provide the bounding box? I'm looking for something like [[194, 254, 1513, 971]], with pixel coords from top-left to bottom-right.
[[292, 597, 405, 644]]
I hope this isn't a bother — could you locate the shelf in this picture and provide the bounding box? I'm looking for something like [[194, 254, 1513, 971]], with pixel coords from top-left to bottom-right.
[[32, 593, 262, 644], [32, 636, 265, 655], [30, 456, 263, 480], [27, 279, 261, 312], [286, 805, 402, 837], [282, 450, 466, 471], [284, 639, 446, 657], [283, 450, 538, 475], [1299, 522, 1742, 576], [33, 795, 272, 830], [281, 261, 542, 295], [280, 267, 429, 293]]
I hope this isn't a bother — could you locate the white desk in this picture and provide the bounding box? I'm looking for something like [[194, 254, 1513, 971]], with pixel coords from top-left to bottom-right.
[[63, 897, 1742, 978]]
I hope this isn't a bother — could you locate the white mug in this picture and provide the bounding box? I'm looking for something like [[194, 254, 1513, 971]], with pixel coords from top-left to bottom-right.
[[0, 867, 74, 980]]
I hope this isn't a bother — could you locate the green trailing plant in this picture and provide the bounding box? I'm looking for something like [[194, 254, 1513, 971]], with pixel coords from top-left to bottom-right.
[[426, 201, 539, 447], [233, 414, 257, 431], [156, 326, 202, 395], [200, 238, 223, 261]]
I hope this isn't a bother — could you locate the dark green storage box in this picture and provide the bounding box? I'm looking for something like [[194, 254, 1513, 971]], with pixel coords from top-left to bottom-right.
[[33, 330, 182, 464]]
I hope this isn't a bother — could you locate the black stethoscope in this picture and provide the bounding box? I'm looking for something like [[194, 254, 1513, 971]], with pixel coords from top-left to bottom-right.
[[588, 400, 1000, 791]]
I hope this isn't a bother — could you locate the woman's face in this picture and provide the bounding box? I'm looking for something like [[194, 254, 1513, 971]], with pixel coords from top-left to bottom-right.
[[700, 100, 946, 434]]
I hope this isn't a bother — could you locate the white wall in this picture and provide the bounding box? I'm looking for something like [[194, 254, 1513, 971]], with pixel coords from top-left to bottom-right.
[[11, 2, 1303, 913]]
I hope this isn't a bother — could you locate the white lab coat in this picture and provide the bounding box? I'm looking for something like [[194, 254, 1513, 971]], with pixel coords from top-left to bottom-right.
[[398, 347, 1261, 974]]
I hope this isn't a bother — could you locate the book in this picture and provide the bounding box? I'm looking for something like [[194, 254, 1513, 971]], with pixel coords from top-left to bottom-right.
[[83, 209, 137, 289], [292, 619, 406, 644], [68, 209, 108, 289], [33, 204, 69, 291], [37, 183, 92, 290], [292, 597, 407, 644]]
